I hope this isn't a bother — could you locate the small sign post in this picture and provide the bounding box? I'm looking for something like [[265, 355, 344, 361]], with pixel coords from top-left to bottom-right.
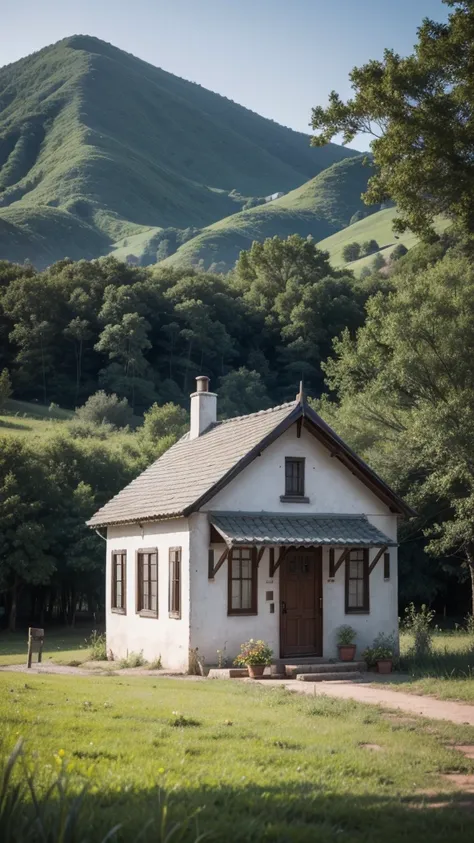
[[27, 628, 44, 668]]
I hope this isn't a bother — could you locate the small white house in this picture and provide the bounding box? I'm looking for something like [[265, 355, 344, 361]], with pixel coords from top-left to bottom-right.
[[88, 377, 413, 670]]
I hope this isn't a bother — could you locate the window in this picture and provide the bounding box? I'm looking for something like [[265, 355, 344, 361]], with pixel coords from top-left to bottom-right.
[[228, 548, 257, 615], [169, 547, 181, 618], [136, 549, 158, 617], [345, 549, 369, 613], [281, 457, 308, 500], [111, 550, 126, 613]]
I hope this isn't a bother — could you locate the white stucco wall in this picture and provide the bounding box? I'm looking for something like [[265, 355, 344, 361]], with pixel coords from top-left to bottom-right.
[[189, 512, 280, 664], [106, 518, 190, 669], [190, 423, 399, 663]]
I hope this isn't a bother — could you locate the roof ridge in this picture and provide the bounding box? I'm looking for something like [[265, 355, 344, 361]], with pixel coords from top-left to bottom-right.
[[217, 399, 297, 426]]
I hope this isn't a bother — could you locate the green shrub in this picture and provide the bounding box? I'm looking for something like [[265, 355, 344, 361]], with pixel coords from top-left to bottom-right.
[[87, 630, 107, 661], [362, 632, 397, 667], [336, 625, 357, 645], [119, 651, 146, 668], [342, 242, 361, 262], [402, 603, 435, 658], [234, 639, 273, 666], [75, 390, 132, 428]]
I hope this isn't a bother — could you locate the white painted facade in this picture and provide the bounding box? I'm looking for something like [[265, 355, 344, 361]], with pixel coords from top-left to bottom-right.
[[104, 421, 399, 669]]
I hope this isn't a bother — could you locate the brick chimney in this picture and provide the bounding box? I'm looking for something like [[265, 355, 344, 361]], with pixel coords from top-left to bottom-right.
[[190, 376, 217, 439]]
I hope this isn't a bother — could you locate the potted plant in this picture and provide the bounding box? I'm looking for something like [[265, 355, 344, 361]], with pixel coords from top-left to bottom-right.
[[233, 639, 273, 678], [362, 632, 397, 674], [336, 625, 357, 661]]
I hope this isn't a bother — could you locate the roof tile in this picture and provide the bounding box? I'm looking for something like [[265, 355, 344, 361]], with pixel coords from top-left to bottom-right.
[[88, 401, 296, 527]]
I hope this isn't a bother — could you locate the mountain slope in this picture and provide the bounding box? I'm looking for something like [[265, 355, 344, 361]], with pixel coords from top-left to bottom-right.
[[317, 207, 450, 275], [0, 35, 356, 266], [162, 155, 376, 271]]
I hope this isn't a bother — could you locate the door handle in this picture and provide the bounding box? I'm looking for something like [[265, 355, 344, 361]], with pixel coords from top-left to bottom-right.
[[281, 601, 287, 614]]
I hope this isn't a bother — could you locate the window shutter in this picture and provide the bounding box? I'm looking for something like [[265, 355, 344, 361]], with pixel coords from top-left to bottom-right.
[[384, 552, 390, 580]]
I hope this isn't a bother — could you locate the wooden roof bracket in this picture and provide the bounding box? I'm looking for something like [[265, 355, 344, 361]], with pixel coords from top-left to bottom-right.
[[368, 545, 388, 575], [333, 546, 353, 575], [270, 546, 291, 576], [208, 547, 230, 579]]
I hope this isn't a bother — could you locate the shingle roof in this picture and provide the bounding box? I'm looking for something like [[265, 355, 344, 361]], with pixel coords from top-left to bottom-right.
[[87, 401, 297, 527], [88, 395, 414, 528], [209, 512, 397, 547]]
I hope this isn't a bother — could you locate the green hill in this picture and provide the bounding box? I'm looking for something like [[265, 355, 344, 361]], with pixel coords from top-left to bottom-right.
[[0, 35, 356, 267], [162, 155, 376, 271], [317, 207, 450, 274]]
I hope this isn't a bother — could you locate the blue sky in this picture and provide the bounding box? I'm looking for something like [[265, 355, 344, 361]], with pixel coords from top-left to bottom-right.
[[2, 0, 449, 150]]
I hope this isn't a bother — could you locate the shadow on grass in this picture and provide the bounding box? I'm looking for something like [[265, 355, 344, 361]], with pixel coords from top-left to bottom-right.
[[0, 418, 31, 432], [3, 774, 474, 842], [401, 649, 474, 679], [0, 627, 95, 660]]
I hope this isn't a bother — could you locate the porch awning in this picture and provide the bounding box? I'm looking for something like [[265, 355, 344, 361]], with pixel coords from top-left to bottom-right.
[[209, 512, 396, 548]]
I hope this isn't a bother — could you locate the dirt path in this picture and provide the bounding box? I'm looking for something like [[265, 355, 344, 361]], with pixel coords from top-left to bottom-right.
[[256, 678, 474, 726]]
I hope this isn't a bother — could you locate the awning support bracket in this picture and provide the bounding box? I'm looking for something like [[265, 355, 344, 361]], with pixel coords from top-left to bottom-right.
[[208, 547, 229, 579], [333, 547, 353, 575], [270, 546, 291, 576], [368, 545, 388, 575]]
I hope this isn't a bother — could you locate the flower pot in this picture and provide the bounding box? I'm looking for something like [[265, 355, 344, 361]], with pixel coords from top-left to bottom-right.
[[376, 659, 393, 674], [338, 644, 356, 662], [248, 664, 266, 678]]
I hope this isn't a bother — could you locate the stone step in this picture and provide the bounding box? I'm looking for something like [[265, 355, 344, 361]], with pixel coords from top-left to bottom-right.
[[296, 671, 365, 682], [284, 661, 365, 679]]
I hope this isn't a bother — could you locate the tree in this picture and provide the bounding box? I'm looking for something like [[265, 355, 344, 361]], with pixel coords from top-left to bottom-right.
[[311, 1, 474, 237], [342, 243, 361, 262], [75, 391, 133, 428], [320, 248, 474, 612], [63, 317, 92, 406], [218, 368, 271, 418], [372, 253, 386, 271], [362, 239, 379, 256], [0, 368, 12, 408], [0, 438, 54, 629], [95, 312, 153, 411], [391, 243, 409, 261], [140, 402, 188, 442]]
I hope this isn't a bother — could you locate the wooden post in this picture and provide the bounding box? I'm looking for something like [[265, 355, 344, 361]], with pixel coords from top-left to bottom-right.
[[27, 627, 44, 668]]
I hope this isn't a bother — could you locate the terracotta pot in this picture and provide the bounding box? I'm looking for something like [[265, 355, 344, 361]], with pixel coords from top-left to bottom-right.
[[376, 659, 393, 674], [248, 664, 266, 678], [338, 644, 356, 662]]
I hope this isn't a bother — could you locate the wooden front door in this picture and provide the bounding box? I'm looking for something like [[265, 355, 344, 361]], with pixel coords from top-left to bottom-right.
[[280, 548, 322, 657]]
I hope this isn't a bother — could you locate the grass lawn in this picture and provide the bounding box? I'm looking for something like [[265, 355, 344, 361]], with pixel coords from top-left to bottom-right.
[[0, 627, 95, 667], [380, 632, 474, 704], [2, 674, 474, 842]]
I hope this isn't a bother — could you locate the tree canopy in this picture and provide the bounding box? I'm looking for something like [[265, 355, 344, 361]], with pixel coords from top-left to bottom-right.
[[311, 1, 474, 238], [317, 240, 474, 610]]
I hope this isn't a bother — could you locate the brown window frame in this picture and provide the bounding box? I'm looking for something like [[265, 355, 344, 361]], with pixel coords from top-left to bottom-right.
[[281, 457, 309, 502], [228, 547, 258, 616], [169, 547, 181, 619], [111, 550, 127, 614], [345, 549, 369, 614], [136, 548, 159, 618]]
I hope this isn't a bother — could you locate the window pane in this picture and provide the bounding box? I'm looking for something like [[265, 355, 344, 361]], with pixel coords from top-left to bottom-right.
[[231, 580, 241, 608], [232, 558, 241, 579], [241, 558, 251, 579], [241, 579, 252, 609]]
